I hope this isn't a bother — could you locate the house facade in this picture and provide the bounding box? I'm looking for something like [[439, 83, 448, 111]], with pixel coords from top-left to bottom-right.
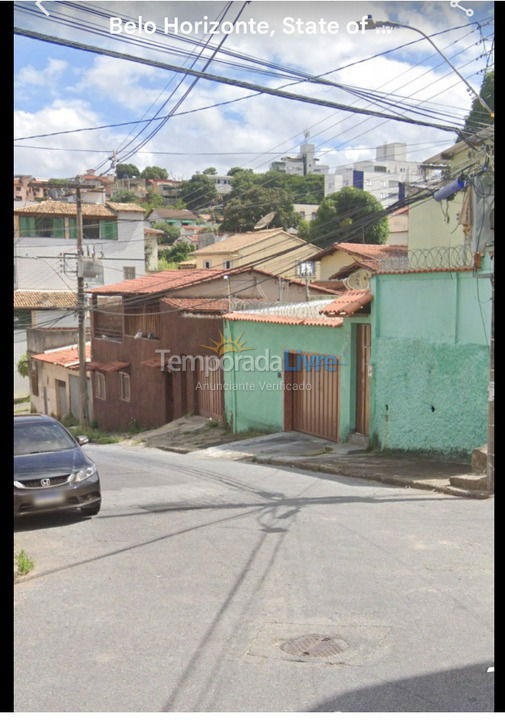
[[30, 343, 93, 421], [14, 200, 146, 291], [88, 268, 334, 431], [188, 228, 322, 279], [307, 242, 407, 282], [222, 291, 373, 441]]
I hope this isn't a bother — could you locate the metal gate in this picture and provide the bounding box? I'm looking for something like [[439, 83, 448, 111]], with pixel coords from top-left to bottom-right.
[[285, 352, 339, 442], [195, 361, 224, 419], [355, 324, 371, 436]]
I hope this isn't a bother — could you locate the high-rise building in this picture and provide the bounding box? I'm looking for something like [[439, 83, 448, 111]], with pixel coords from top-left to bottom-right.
[[324, 142, 427, 206]]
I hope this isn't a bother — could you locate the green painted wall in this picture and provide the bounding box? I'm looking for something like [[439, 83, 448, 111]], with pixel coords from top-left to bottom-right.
[[371, 270, 491, 456], [222, 318, 365, 440]]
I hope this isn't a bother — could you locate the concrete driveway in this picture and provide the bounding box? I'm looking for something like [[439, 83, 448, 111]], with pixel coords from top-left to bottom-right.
[[14, 443, 494, 712]]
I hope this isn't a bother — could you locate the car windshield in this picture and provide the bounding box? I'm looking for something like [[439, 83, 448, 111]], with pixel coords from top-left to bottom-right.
[[14, 422, 76, 456]]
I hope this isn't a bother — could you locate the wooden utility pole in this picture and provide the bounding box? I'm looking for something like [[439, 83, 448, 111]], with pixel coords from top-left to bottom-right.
[[75, 186, 90, 427]]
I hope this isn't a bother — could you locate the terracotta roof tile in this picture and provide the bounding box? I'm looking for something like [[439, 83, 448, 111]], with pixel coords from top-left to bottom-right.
[[31, 343, 90, 368], [90, 360, 130, 372], [191, 228, 290, 255], [309, 242, 407, 265], [161, 297, 231, 313], [320, 289, 373, 317], [105, 202, 145, 213], [223, 312, 344, 327], [14, 290, 78, 309], [14, 200, 116, 217], [88, 269, 224, 295]]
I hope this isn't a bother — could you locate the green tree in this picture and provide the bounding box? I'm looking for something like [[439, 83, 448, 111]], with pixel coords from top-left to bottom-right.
[[152, 221, 181, 244], [220, 185, 298, 233], [463, 71, 494, 136], [227, 166, 245, 176], [140, 166, 169, 180], [109, 191, 139, 203], [179, 174, 217, 211], [310, 186, 388, 247], [202, 167, 217, 175], [160, 240, 194, 264], [116, 164, 140, 179], [139, 190, 166, 211], [17, 354, 29, 378]]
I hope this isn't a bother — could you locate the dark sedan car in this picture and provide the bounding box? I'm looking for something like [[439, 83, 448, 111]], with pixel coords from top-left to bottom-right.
[[14, 414, 101, 518]]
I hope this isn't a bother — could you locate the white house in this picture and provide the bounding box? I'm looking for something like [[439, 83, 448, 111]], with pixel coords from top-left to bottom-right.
[[14, 200, 147, 291]]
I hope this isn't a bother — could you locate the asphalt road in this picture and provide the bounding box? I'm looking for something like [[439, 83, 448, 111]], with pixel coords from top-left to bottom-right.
[[14, 443, 494, 712]]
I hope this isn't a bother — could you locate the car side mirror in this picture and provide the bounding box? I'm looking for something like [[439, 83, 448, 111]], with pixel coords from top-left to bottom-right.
[[77, 435, 89, 445]]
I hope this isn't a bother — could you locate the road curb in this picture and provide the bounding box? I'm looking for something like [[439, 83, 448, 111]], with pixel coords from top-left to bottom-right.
[[252, 457, 492, 499]]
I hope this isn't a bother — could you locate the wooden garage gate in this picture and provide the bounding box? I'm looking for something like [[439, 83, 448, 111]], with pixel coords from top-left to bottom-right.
[[284, 351, 339, 442], [195, 360, 224, 419]]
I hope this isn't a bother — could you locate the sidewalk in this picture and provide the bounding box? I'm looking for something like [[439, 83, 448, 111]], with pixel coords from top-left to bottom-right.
[[188, 432, 491, 499]]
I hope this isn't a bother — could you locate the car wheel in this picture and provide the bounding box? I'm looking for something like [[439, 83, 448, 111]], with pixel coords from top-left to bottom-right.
[[81, 500, 101, 516]]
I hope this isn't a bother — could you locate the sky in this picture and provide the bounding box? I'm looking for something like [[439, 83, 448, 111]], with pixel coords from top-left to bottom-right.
[[14, 0, 494, 180]]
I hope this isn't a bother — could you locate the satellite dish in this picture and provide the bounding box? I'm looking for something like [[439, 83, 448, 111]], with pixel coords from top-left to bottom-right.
[[343, 269, 372, 291], [254, 211, 276, 230]]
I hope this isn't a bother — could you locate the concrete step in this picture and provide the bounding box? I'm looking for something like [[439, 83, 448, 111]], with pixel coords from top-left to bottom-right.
[[348, 433, 369, 448], [449, 473, 488, 490]]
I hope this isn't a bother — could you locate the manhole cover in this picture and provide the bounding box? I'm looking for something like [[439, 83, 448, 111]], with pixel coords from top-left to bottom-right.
[[280, 634, 348, 658]]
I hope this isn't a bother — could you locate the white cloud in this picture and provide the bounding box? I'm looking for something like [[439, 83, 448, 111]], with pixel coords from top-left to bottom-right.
[[14, 1, 492, 180]]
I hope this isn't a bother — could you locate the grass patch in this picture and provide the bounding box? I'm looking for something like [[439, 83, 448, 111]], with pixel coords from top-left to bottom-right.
[[15, 549, 34, 576], [14, 395, 30, 405], [68, 426, 123, 444]]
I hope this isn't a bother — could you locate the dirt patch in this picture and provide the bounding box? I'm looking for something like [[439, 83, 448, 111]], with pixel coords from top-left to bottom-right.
[[132, 415, 263, 453]]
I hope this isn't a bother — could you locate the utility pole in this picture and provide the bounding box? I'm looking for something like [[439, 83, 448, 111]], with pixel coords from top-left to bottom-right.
[[75, 186, 90, 428], [28, 180, 95, 426]]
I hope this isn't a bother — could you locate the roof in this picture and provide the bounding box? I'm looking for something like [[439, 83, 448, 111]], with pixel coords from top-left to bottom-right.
[[308, 242, 407, 268], [224, 291, 372, 328], [147, 208, 199, 220], [319, 290, 373, 316], [144, 227, 165, 235], [161, 297, 231, 313], [223, 312, 344, 328], [14, 200, 144, 216], [14, 290, 78, 309], [191, 228, 290, 256], [88, 269, 225, 295], [423, 125, 494, 164], [87, 360, 130, 372], [31, 343, 90, 368], [104, 202, 145, 213], [88, 266, 337, 297]]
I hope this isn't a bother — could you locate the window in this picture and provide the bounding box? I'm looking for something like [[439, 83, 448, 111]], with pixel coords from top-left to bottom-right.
[[123, 267, 136, 280], [68, 217, 118, 241], [19, 215, 65, 238], [95, 372, 106, 400], [223, 260, 231, 269], [204, 261, 211, 269], [119, 372, 130, 402]]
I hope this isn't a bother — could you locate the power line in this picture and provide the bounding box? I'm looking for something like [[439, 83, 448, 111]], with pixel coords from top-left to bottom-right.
[[13, 27, 465, 134]]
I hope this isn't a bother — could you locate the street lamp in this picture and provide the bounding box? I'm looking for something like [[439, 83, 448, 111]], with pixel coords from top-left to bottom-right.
[[359, 15, 494, 117]]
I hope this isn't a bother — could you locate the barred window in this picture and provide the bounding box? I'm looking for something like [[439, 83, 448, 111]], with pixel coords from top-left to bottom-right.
[[95, 372, 106, 400], [119, 372, 130, 402]]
